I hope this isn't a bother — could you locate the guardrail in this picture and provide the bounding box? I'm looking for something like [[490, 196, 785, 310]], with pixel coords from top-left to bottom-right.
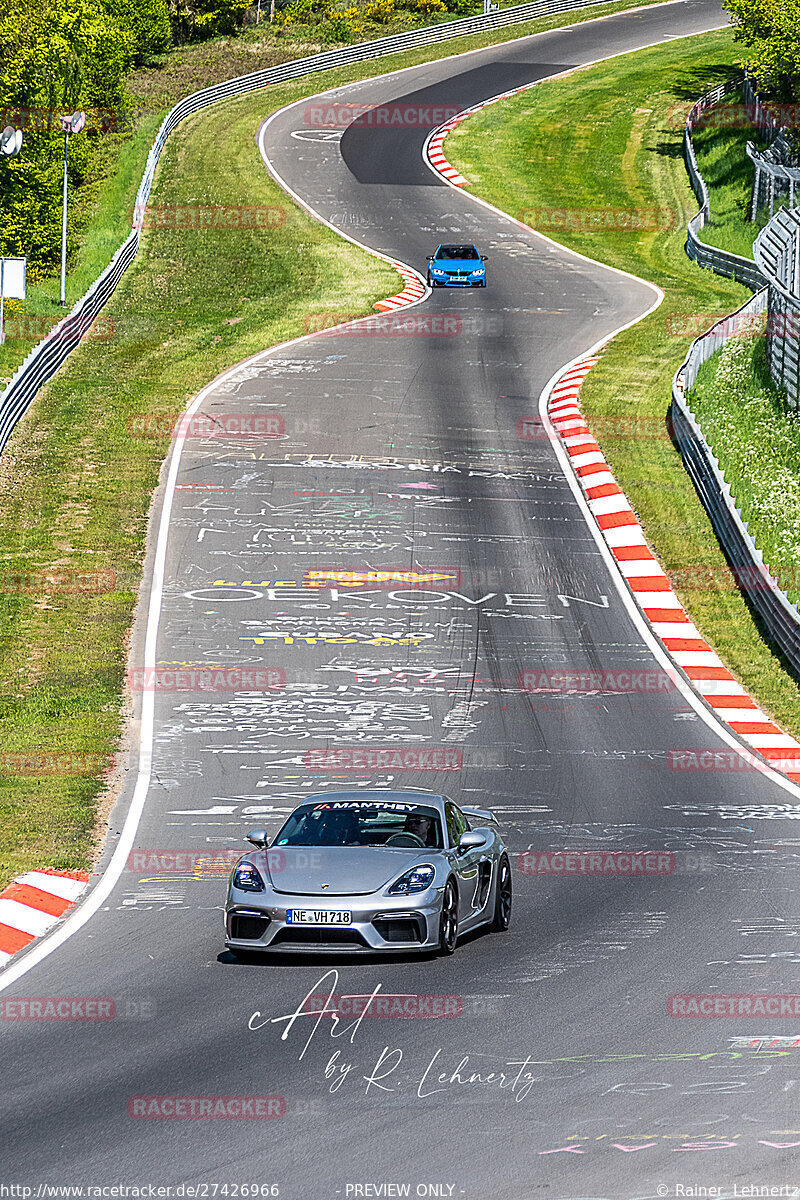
[[0, 0, 627, 457], [683, 78, 767, 290], [671, 288, 800, 681], [741, 73, 781, 141]]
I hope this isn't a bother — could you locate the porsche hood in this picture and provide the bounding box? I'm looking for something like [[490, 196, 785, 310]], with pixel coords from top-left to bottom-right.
[[259, 846, 433, 896]]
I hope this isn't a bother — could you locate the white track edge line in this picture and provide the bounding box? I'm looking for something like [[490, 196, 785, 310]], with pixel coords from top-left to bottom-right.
[[0, 4, 745, 992]]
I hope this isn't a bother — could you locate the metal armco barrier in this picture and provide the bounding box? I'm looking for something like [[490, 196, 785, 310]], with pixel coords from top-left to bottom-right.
[[671, 289, 800, 681], [0, 0, 623, 457], [683, 78, 767, 291]]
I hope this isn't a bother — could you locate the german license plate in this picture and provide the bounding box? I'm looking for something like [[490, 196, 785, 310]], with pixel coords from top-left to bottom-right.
[[286, 909, 352, 925]]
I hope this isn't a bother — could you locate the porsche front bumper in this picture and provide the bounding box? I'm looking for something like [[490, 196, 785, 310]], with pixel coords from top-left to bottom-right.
[[225, 888, 443, 953]]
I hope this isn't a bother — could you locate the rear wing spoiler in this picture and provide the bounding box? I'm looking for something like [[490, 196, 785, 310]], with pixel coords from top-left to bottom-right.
[[460, 805, 497, 825]]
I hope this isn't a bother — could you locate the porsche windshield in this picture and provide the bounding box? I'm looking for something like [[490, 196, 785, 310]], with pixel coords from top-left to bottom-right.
[[274, 801, 444, 849]]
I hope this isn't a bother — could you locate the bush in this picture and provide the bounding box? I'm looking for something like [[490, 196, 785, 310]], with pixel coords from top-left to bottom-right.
[[319, 5, 364, 39], [275, 0, 315, 22], [414, 0, 446, 14], [167, 0, 252, 42], [99, 0, 171, 62], [364, 0, 394, 21]]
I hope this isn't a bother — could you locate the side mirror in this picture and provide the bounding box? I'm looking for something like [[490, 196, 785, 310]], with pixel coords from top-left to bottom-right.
[[246, 829, 268, 849], [426, 255, 434, 261], [480, 255, 488, 261], [457, 830, 487, 853]]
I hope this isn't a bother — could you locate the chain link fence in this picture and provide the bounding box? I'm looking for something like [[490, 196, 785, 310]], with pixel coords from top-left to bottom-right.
[[683, 78, 767, 290], [754, 206, 800, 410]]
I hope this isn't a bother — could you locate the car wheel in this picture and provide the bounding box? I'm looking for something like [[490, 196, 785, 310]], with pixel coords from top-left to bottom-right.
[[491, 855, 512, 932], [438, 880, 459, 956], [426, 272, 432, 286]]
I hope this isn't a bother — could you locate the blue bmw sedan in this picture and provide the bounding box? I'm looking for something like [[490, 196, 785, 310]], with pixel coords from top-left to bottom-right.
[[426, 243, 487, 287]]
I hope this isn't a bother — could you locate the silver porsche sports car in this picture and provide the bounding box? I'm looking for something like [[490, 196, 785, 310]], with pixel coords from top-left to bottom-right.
[[224, 790, 512, 956]]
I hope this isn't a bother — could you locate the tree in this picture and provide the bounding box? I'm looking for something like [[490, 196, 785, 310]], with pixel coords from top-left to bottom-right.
[[0, 0, 136, 276], [167, 0, 252, 42], [99, 0, 171, 64]]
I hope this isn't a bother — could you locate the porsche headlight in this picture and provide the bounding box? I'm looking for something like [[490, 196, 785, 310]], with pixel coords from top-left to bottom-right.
[[387, 864, 436, 895], [232, 862, 265, 892]]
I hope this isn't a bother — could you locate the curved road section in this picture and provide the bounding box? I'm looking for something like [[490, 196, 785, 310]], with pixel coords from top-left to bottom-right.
[[4, 2, 800, 1195]]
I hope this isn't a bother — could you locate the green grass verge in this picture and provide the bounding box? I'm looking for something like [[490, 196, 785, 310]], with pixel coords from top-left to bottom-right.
[[446, 29, 800, 740], [691, 86, 771, 259]]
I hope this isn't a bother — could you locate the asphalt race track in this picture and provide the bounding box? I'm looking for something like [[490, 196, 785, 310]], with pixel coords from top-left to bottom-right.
[[5, 2, 800, 1195]]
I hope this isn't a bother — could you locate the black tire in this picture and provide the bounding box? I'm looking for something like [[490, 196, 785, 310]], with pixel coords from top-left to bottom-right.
[[426, 272, 432, 287], [491, 855, 512, 932], [438, 880, 459, 956]]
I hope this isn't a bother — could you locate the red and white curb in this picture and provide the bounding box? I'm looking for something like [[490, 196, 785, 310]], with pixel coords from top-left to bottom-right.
[[549, 359, 800, 784], [0, 869, 90, 966], [373, 260, 427, 311], [424, 83, 536, 188], [426, 120, 471, 187]]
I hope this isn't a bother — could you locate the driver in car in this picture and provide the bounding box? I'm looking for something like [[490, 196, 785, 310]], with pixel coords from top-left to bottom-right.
[[309, 808, 362, 845]]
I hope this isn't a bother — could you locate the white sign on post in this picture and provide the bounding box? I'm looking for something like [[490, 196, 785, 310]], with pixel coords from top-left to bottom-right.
[[0, 256, 26, 346]]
